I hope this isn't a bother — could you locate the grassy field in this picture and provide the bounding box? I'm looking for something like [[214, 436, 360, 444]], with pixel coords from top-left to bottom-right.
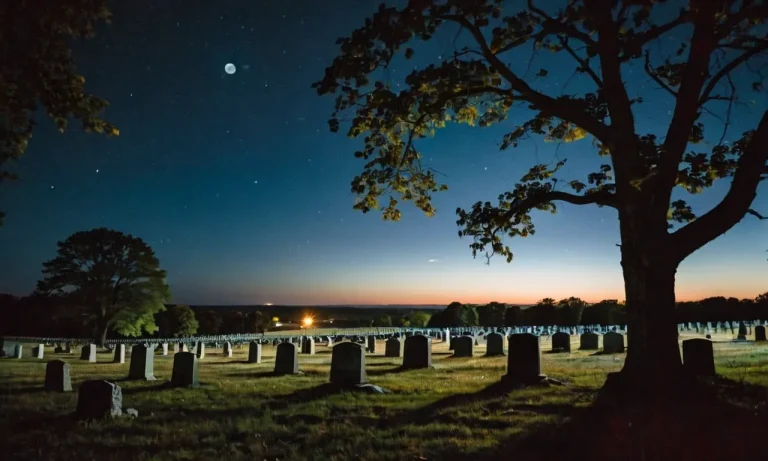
[[1, 333, 768, 461]]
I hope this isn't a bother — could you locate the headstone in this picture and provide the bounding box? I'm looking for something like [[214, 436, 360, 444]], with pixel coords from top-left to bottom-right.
[[444, 329, 451, 348], [551, 331, 571, 352], [603, 332, 625, 353], [402, 335, 431, 369], [0, 339, 18, 357], [45, 360, 72, 392], [128, 345, 156, 381], [248, 341, 262, 363], [301, 337, 315, 355], [113, 344, 126, 364], [174, 343, 181, 354], [12, 343, 22, 358], [502, 333, 546, 385], [274, 342, 299, 374], [366, 335, 376, 353], [161, 343, 169, 356], [737, 322, 747, 340], [485, 332, 505, 356], [80, 344, 97, 362], [171, 352, 199, 387], [223, 341, 233, 358], [682, 338, 715, 376], [755, 325, 766, 342], [195, 342, 205, 359], [579, 332, 599, 350], [385, 337, 404, 357], [452, 336, 474, 358], [76, 380, 122, 419], [33, 344, 44, 359], [330, 342, 367, 386]]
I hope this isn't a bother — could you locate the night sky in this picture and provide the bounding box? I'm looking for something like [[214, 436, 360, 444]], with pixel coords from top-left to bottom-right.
[[1, 0, 766, 305]]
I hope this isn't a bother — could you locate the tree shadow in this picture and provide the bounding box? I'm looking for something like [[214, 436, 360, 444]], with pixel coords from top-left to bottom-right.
[[222, 370, 284, 379], [366, 365, 423, 376], [0, 386, 49, 396], [120, 381, 173, 395]]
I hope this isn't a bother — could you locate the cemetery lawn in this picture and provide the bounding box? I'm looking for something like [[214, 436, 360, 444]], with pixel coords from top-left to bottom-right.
[[2, 334, 768, 461]]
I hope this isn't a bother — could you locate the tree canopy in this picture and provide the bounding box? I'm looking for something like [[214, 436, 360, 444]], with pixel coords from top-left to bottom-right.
[[157, 304, 199, 338], [35, 228, 169, 345], [0, 0, 118, 225], [315, 0, 768, 390]]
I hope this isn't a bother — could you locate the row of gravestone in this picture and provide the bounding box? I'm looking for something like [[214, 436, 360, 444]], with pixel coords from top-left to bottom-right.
[[448, 331, 626, 355]]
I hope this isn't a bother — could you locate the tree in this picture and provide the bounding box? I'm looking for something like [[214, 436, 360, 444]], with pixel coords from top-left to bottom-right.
[[504, 305, 523, 326], [314, 0, 768, 394], [0, 0, 118, 225], [35, 228, 169, 346], [196, 309, 223, 335], [376, 314, 394, 327], [246, 311, 271, 333], [556, 297, 587, 325], [407, 310, 433, 327], [157, 304, 198, 338], [478, 301, 507, 326]]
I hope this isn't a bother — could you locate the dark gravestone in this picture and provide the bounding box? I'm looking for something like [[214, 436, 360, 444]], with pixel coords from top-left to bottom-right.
[[113, 344, 125, 364], [80, 344, 97, 362], [76, 380, 122, 419], [128, 345, 156, 380], [33, 344, 44, 359], [45, 360, 72, 392], [755, 325, 767, 342], [171, 352, 199, 388], [485, 332, 506, 356], [366, 335, 376, 353], [274, 342, 299, 374], [452, 336, 474, 358], [223, 342, 233, 358], [603, 332, 625, 353], [12, 343, 22, 358], [551, 332, 571, 352], [737, 322, 748, 340], [579, 332, 599, 350], [195, 342, 205, 359], [301, 337, 315, 355], [248, 341, 262, 363], [330, 342, 367, 386], [385, 337, 404, 357], [682, 338, 715, 377], [502, 333, 546, 385], [402, 335, 432, 369]]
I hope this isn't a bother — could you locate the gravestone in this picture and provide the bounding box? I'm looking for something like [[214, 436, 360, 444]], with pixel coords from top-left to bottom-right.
[[443, 329, 451, 348], [33, 344, 44, 359], [682, 338, 715, 376], [171, 352, 199, 388], [485, 332, 505, 356], [80, 344, 97, 362], [366, 335, 376, 353], [737, 322, 747, 340], [113, 344, 125, 364], [161, 343, 169, 356], [330, 342, 367, 386], [248, 341, 262, 363], [223, 342, 233, 358], [551, 332, 571, 352], [603, 332, 625, 353], [274, 342, 299, 374], [12, 343, 22, 358], [45, 360, 72, 392], [579, 332, 599, 350], [755, 325, 766, 342], [174, 343, 181, 354], [502, 333, 546, 385], [402, 335, 432, 369], [128, 345, 156, 380], [385, 337, 404, 357], [76, 380, 122, 419], [195, 342, 205, 359], [301, 337, 315, 355], [452, 336, 474, 358]]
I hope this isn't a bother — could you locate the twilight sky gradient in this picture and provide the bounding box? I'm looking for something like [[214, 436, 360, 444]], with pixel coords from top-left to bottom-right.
[[1, 0, 766, 305]]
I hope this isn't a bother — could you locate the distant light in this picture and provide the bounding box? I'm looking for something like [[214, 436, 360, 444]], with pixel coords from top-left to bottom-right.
[[264, 302, 272, 306], [272, 317, 279, 322], [303, 317, 314, 327], [274, 322, 282, 327], [224, 63, 236, 74]]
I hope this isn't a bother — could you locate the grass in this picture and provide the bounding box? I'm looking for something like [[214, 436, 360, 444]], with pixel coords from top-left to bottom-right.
[[1, 332, 768, 461]]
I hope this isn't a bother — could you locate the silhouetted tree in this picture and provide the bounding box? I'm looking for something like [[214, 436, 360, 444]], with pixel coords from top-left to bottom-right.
[[376, 314, 393, 327], [0, 0, 118, 225], [556, 297, 587, 326], [156, 304, 198, 338], [478, 301, 507, 326], [195, 309, 222, 335], [246, 311, 271, 333], [504, 305, 523, 327], [35, 228, 169, 345], [315, 0, 768, 393], [407, 310, 433, 327]]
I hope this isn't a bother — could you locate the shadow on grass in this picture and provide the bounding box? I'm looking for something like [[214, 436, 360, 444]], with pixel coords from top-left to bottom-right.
[[221, 370, 286, 379], [366, 365, 423, 376], [120, 381, 173, 395], [0, 386, 48, 396]]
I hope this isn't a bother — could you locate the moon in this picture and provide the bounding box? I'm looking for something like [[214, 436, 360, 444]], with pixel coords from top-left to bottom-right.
[[224, 63, 236, 74]]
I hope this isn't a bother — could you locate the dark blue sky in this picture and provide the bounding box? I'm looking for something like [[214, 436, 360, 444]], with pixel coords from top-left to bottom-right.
[[1, 0, 766, 305]]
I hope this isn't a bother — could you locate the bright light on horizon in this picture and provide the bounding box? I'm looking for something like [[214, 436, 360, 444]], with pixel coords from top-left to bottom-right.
[[302, 316, 314, 327]]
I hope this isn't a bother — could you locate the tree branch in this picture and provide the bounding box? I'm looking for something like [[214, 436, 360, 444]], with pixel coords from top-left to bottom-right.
[[502, 189, 617, 222], [438, 14, 612, 144], [670, 110, 768, 262], [700, 46, 766, 104]]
